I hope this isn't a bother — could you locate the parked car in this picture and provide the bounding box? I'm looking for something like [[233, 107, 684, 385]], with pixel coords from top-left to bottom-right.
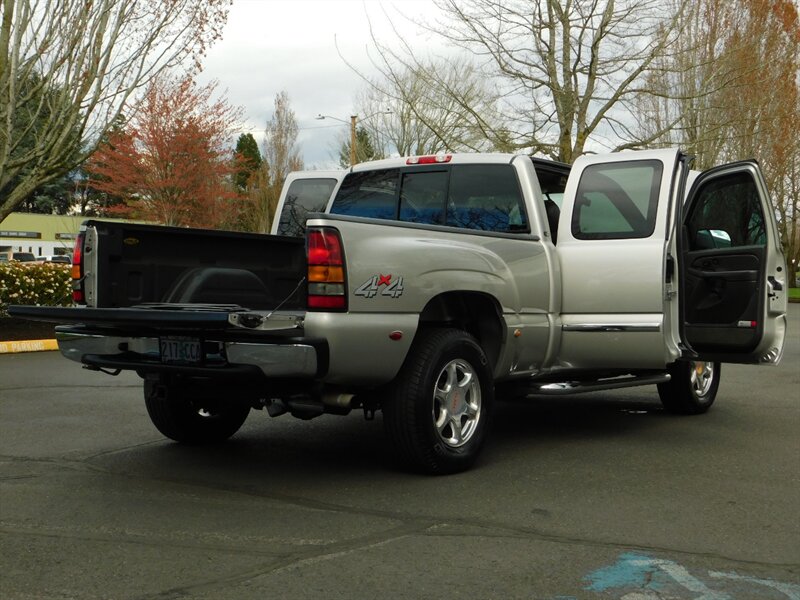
[[11, 252, 36, 262], [36, 255, 71, 264]]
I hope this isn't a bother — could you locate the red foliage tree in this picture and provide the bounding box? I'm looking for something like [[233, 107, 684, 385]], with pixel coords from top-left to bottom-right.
[[88, 75, 246, 229]]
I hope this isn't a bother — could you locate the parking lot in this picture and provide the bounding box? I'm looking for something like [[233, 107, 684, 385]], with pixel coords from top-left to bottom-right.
[[1, 305, 798, 599]]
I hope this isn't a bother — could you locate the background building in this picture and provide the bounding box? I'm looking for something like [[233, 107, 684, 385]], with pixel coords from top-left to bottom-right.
[[0, 213, 137, 260]]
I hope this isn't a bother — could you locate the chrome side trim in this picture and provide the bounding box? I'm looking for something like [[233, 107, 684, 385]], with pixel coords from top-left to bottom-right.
[[562, 324, 661, 332]]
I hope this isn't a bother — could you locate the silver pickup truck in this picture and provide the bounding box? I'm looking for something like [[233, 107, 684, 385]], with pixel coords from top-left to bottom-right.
[[10, 149, 788, 474]]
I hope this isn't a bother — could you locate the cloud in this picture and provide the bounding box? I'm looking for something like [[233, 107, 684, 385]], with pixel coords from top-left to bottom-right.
[[196, 0, 441, 168]]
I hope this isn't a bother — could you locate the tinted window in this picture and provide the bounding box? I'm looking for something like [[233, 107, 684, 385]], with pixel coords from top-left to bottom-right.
[[572, 160, 663, 239], [686, 172, 765, 250], [400, 171, 448, 224], [331, 164, 528, 233], [446, 165, 528, 232], [277, 178, 338, 237], [534, 163, 570, 209], [331, 170, 398, 220]]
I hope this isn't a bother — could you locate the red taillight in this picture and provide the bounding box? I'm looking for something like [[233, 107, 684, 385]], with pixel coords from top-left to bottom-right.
[[307, 227, 346, 311], [71, 233, 84, 303], [308, 229, 343, 265], [406, 154, 452, 165], [308, 295, 346, 309]]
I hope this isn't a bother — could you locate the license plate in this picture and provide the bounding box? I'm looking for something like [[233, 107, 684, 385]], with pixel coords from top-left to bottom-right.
[[160, 336, 202, 364]]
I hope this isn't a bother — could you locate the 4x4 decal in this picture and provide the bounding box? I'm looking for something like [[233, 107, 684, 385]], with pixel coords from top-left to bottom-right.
[[354, 274, 405, 298]]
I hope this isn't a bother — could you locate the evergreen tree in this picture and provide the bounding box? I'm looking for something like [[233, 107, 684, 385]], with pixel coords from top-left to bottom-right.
[[339, 127, 381, 167], [233, 133, 262, 190]]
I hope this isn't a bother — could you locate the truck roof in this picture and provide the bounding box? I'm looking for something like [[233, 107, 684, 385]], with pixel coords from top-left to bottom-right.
[[347, 150, 683, 173], [348, 153, 522, 172]]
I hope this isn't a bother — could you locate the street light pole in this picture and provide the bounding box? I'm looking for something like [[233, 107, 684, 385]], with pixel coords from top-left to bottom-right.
[[350, 115, 357, 166]]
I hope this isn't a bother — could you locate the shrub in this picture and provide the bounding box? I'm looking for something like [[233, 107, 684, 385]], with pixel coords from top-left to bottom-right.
[[0, 262, 72, 317]]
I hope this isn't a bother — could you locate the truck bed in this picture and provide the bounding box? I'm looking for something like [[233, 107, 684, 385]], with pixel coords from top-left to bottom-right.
[[82, 220, 307, 310]]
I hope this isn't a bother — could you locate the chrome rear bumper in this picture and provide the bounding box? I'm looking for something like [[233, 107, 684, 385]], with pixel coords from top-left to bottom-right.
[[55, 330, 318, 378]]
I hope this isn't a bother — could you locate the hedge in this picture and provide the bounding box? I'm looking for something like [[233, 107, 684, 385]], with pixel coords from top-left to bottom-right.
[[0, 262, 72, 317]]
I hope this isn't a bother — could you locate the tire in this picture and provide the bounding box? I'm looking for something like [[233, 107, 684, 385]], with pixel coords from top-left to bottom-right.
[[383, 328, 494, 474], [657, 360, 721, 415], [144, 379, 250, 444]]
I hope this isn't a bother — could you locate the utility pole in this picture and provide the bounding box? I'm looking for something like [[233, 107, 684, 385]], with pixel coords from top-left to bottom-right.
[[350, 115, 357, 166], [317, 110, 389, 167]]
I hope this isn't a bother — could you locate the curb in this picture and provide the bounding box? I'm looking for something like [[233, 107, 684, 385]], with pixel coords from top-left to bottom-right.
[[0, 339, 58, 354]]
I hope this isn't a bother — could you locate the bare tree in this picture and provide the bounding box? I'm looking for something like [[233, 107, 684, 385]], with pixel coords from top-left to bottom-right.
[[246, 91, 303, 233], [635, 0, 740, 168], [0, 0, 232, 221], [349, 55, 510, 156], [363, 0, 688, 163], [639, 0, 800, 270]]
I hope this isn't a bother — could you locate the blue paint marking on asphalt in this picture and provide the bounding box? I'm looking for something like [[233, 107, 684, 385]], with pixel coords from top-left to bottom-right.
[[582, 552, 800, 599], [583, 552, 667, 593]]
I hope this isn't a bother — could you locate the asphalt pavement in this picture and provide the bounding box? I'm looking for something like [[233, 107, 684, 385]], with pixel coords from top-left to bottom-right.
[[1, 306, 798, 599]]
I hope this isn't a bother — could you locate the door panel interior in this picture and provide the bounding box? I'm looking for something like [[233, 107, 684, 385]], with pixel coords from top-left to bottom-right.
[[683, 247, 764, 352], [682, 166, 768, 355]]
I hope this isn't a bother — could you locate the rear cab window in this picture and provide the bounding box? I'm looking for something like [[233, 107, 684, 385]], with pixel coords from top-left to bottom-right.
[[277, 177, 339, 237], [331, 163, 529, 233]]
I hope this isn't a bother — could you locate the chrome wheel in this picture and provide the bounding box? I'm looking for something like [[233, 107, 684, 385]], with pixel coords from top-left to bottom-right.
[[690, 361, 714, 398], [658, 360, 721, 415], [433, 359, 482, 448], [383, 328, 493, 473]]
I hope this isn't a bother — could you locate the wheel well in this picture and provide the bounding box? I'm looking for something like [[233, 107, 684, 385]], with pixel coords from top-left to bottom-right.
[[418, 292, 504, 370]]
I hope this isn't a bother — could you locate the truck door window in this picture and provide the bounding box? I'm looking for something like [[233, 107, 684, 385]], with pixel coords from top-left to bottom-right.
[[685, 172, 766, 250], [277, 178, 339, 237], [399, 170, 448, 224], [571, 160, 662, 239], [446, 164, 528, 232], [331, 169, 399, 219]]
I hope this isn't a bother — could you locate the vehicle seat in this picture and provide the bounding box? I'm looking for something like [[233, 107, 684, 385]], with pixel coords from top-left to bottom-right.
[[544, 198, 560, 244]]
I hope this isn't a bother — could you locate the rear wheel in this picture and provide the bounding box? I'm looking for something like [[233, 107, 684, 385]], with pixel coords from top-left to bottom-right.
[[144, 378, 250, 444], [383, 328, 494, 474], [657, 360, 721, 415]]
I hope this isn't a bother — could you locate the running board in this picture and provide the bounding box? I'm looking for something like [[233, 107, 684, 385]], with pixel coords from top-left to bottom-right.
[[527, 373, 671, 396]]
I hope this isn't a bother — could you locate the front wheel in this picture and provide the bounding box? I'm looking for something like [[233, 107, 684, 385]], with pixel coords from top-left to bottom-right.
[[144, 378, 250, 444], [383, 328, 494, 474], [657, 360, 721, 415]]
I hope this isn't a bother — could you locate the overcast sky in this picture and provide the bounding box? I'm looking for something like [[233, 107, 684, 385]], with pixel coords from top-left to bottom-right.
[[197, 0, 443, 169]]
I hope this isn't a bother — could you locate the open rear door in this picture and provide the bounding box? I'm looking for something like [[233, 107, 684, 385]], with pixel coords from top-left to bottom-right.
[[679, 161, 787, 364]]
